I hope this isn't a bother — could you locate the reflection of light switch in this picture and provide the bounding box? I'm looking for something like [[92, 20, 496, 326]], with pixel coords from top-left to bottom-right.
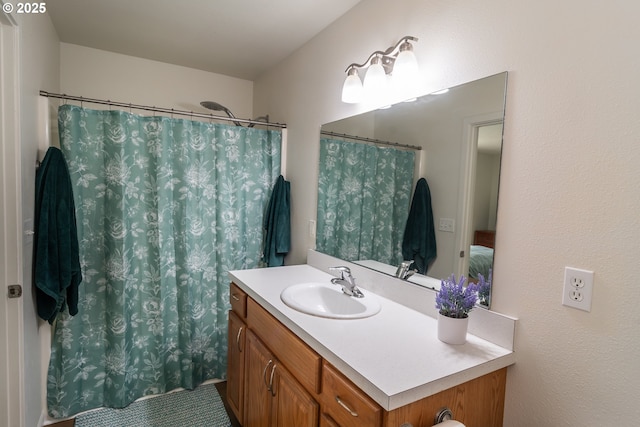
[[24, 219, 34, 244], [438, 218, 455, 233], [309, 220, 316, 239]]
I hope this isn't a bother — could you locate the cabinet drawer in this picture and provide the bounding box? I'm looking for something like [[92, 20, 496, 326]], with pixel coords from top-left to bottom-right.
[[321, 361, 381, 427], [230, 282, 247, 318], [247, 297, 322, 395], [320, 413, 339, 427]]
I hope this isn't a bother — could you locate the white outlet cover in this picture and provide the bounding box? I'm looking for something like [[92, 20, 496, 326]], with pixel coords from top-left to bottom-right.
[[562, 267, 594, 312]]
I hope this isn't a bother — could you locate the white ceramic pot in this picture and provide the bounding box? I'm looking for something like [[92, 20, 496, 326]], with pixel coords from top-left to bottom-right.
[[437, 313, 469, 345]]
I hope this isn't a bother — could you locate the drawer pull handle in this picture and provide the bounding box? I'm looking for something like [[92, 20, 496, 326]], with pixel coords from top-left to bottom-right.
[[231, 294, 240, 301], [269, 364, 277, 397], [335, 396, 358, 417], [235, 327, 243, 352], [263, 360, 274, 391]]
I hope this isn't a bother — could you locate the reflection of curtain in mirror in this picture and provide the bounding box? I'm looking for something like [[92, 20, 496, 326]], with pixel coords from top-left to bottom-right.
[[317, 138, 415, 265], [47, 105, 282, 418]]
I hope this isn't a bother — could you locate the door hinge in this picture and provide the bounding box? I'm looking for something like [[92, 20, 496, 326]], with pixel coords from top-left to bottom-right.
[[7, 284, 22, 298], [459, 250, 465, 258]]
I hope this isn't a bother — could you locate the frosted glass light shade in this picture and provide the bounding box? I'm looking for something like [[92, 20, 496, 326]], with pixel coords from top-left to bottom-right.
[[393, 49, 419, 82], [363, 61, 388, 95], [341, 72, 363, 103]]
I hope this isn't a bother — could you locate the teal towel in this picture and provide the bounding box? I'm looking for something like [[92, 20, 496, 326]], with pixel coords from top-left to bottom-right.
[[402, 178, 437, 275], [263, 175, 290, 267], [34, 147, 82, 323]]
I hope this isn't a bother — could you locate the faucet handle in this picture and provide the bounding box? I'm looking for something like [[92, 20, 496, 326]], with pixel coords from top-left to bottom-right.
[[395, 260, 412, 278], [329, 266, 351, 279]]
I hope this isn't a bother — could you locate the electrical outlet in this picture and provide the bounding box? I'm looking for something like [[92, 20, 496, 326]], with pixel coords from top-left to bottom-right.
[[562, 267, 594, 312]]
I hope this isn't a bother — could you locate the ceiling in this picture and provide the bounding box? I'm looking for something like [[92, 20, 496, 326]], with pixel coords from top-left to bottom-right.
[[47, 0, 362, 81]]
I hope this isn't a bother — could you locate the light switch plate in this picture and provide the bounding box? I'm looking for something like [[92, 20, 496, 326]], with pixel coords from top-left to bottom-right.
[[438, 218, 455, 233]]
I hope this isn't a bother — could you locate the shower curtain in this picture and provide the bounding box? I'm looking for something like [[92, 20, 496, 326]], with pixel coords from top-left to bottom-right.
[[316, 137, 415, 266], [47, 105, 282, 418]]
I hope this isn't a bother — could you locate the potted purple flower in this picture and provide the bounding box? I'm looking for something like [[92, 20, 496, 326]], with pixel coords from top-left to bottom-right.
[[435, 274, 479, 344]]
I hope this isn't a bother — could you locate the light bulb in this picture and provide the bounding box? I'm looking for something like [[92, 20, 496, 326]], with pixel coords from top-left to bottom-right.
[[363, 57, 389, 102], [393, 49, 419, 81], [392, 44, 419, 97], [341, 68, 363, 103]]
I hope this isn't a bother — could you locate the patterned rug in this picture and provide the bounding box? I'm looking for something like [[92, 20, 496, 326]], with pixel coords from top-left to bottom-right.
[[74, 383, 231, 427]]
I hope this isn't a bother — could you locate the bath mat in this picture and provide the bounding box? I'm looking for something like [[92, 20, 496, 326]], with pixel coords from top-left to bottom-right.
[[74, 383, 231, 427]]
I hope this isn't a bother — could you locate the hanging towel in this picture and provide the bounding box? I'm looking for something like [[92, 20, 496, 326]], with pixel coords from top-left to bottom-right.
[[34, 147, 82, 323], [262, 175, 291, 267], [402, 178, 437, 275]]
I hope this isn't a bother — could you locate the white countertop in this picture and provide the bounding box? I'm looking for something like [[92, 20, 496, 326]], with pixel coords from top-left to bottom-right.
[[229, 264, 515, 411]]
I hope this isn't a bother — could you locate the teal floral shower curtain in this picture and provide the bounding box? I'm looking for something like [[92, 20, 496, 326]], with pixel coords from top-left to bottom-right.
[[316, 138, 415, 266], [47, 105, 281, 418]]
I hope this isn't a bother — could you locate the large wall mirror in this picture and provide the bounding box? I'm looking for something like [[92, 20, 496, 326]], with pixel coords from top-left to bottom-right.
[[316, 72, 507, 308]]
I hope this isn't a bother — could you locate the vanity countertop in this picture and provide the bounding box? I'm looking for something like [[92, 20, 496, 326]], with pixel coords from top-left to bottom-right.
[[229, 264, 515, 411]]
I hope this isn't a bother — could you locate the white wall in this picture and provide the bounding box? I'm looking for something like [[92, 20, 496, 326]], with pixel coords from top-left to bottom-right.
[[255, 0, 640, 425], [14, 11, 60, 427], [59, 43, 254, 120]]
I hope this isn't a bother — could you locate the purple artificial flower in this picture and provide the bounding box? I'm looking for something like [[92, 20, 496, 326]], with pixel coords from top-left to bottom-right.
[[435, 274, 479, 318], [477, 269, 492, 307]]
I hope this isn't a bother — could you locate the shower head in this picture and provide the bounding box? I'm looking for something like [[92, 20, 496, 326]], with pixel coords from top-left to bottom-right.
[[200, 101, 232, 114], [200, 101, 242, 126]]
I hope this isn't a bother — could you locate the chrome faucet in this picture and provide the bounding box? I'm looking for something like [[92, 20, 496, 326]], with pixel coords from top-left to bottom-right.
[[329, 266, 364, 298], [395, 260, 417, 280]]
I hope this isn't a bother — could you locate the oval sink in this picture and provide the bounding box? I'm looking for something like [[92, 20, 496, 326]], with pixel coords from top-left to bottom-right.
[[280, 282, 381, 319]]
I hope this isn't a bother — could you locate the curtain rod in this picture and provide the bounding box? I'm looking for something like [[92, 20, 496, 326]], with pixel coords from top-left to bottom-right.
[[320, 130, 421, 151], [39, 90, 287, 129]]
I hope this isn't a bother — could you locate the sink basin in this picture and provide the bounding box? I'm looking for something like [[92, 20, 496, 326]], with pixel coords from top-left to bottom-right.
[[280, 282, 381, 319]]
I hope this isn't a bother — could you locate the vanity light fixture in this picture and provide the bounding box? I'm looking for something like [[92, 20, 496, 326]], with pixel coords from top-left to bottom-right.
[[341, 36, 419, 104]]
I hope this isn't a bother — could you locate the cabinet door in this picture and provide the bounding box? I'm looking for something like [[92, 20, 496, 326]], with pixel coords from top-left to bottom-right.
[[244, 330, 274, 427], [271, 362, 319, 427], [227, 310, 246, 424]]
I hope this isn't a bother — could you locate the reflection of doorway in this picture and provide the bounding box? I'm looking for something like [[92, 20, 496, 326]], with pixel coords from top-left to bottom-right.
[[456, 113, 504, 280], [474, 123, 502, 233]]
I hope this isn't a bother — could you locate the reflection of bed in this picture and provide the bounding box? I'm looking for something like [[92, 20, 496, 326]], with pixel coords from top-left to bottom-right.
[[469, 230, 495, 282]]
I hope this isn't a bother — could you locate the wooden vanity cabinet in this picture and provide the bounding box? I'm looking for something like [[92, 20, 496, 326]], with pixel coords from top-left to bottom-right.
[[227, 283, 248, 424], [230, 284, 322, 427], [244, 329, 319, 427], [383, 367, 507, 427], [227, 310, 245, 423], [228, 282, 508, 427]]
